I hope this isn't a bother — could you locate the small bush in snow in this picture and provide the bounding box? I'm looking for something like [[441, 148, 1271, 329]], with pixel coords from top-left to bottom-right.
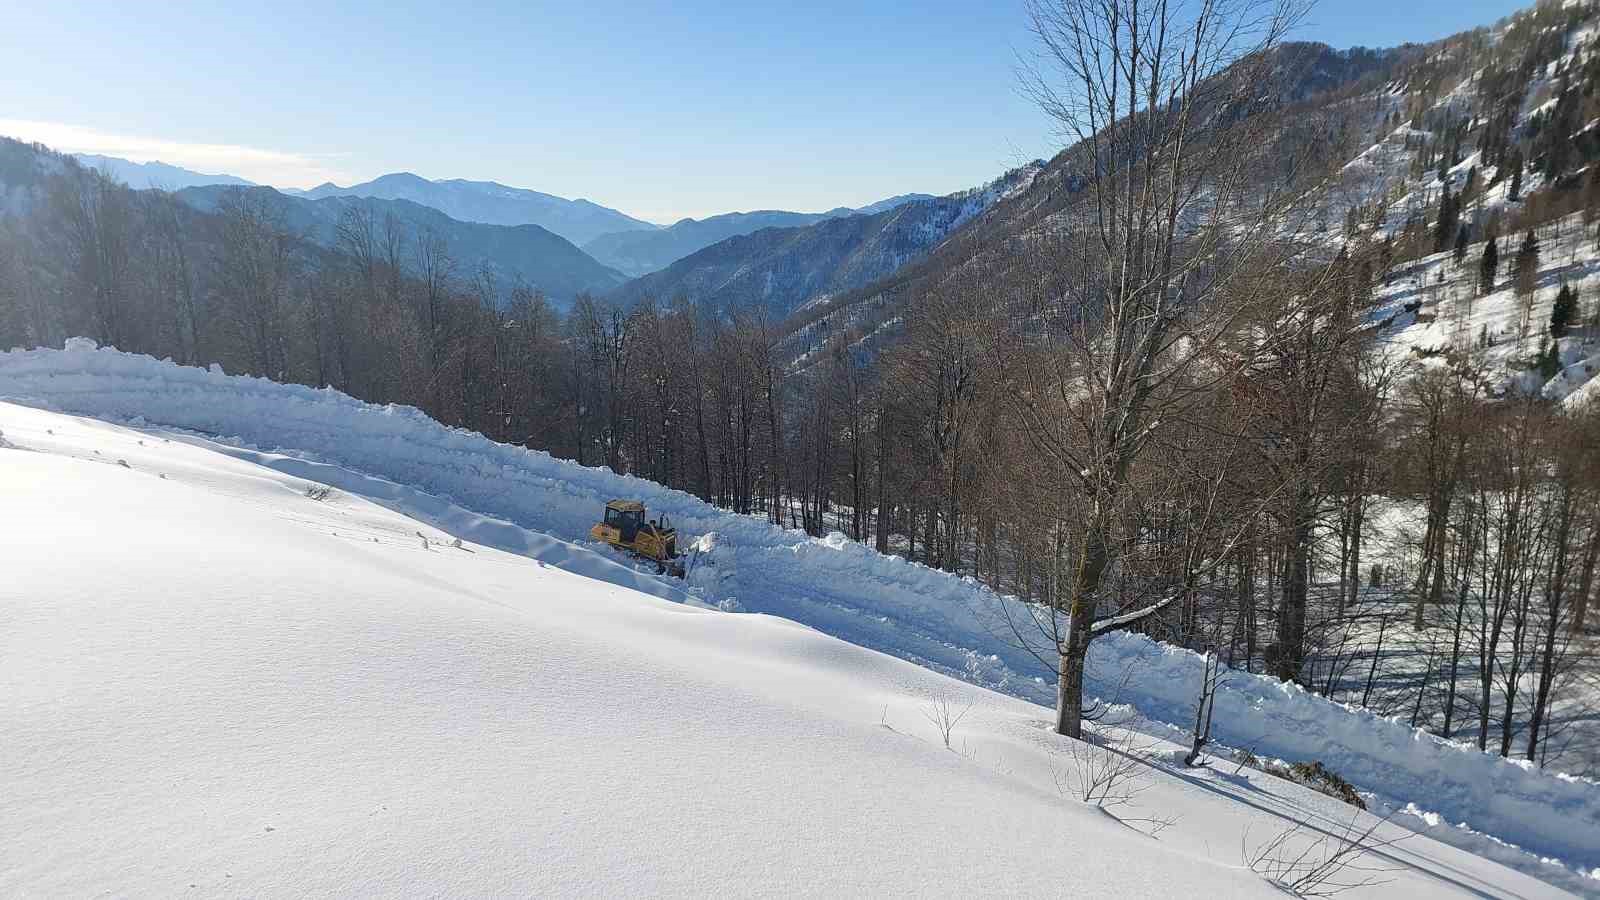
[[1054, 728, 1156, 810], [920, 690, 973, 750], [304, 485, 334, 501], [1242, 812, 1400, 896], [1235, 751, 1366, 811]]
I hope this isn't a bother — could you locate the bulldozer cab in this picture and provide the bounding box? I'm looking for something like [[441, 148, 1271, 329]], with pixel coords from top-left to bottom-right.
[[603, 500, 645, 542], [593, 499, 683, 575]]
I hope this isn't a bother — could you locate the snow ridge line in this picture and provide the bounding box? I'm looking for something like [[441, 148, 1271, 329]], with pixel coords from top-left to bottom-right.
[[1, 339, 1596, 873]]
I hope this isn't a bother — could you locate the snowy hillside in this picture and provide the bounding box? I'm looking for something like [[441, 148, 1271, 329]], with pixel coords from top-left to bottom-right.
[[2, 342, 1598, 895], [1373, 210, 1600, 402], [0, 395, 1582, 898]]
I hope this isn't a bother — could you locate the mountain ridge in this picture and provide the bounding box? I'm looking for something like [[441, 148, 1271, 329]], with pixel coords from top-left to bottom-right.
[[71, 154, 255, 190], [603, 172, 1035, 317], [582, 193, 939, 277], [289, 171, 658, 246], [175, 184, 627, 303]]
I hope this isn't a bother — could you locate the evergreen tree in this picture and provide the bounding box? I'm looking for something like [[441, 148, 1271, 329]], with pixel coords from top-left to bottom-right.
[[1434, 182, 1456, 253], [1479, 234, 1500, 294], [1551, 283, 1577, 337], [1516, 229, 1542, 345], [1454, 224, 1470, 264], [1509, 149, 1524, 201], [1539, 77, 1578, 176], [1516, 229, 1541, 294], [1538, 340, 1562, 379]]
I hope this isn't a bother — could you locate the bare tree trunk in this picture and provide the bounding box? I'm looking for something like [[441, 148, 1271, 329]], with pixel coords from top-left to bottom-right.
[[1277, 480, 1313, 682]]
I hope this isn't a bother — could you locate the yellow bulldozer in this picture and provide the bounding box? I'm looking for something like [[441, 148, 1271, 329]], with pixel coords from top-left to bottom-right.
[[590, 499, 686, 576]]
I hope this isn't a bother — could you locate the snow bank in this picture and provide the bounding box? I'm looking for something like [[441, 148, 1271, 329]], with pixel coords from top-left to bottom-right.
[[3, 341, 1597, 874]]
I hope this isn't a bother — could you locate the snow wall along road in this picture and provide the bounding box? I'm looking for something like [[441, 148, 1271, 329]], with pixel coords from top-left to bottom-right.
[[2, 340, 1596, 874]]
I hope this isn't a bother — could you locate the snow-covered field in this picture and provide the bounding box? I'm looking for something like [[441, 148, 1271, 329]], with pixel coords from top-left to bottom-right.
[[2, 342, 1598, 895]]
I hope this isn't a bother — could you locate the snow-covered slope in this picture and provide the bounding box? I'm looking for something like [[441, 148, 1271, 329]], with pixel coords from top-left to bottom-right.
[[1, 342, 1597, 895], [0, 400, 1577, 898], [1372, 209, 1600, 404]]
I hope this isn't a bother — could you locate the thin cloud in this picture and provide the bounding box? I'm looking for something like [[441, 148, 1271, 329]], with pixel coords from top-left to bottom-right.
[[0, 119, 353, 188]]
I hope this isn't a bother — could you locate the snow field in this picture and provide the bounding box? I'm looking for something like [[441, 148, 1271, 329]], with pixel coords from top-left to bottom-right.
[[1, 341, 1597, 891], [1, 401, 1580, 897]]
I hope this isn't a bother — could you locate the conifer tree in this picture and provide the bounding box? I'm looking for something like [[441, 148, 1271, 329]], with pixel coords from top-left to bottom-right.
[[1550, 283, 1577, 337], [1434, 182, 1456, 253], [1516, 229, 1541, 345], [1479, 234, 1499, 295], [1516, 229, 1541, 294]]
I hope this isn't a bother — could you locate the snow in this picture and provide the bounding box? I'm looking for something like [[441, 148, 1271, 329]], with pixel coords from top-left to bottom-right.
[[1374, 211, 1600, 404], [1, 400, 1582, 898], [1, 343, 1598, 895]]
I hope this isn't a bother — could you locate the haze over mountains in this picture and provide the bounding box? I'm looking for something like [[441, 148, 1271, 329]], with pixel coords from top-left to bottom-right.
[[581, 194, 936, 277], [608, 172, 1034, 318], [71, 154, 255, 191], [66, 153, 944, 295], [287, 172, 659, 247]]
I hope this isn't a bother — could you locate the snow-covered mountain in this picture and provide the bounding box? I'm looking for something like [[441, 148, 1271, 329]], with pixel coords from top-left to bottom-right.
[[1, 341, 1595, 895], [289, 172, 658, 247], [71, 153, 255, 190]]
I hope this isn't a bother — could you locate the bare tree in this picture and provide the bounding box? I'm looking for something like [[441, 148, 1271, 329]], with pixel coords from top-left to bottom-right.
[[47, 162, 136, 347], [215, 188, 294, 379], [1015, 0, 1309, 737]]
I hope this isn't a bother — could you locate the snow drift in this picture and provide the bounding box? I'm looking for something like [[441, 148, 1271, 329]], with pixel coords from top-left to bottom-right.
[[1, 340, 1596, 878]]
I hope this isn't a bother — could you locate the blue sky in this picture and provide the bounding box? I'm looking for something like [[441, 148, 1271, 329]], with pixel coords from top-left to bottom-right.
[[1, 1, 1525, 222]]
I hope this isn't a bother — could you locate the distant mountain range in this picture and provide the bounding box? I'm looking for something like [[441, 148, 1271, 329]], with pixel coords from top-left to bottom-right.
[[605, 175, 1033, 319], [55, 149, 971, 310], [175, 185, 627, 304], [287, 173, 658, 247], [583, 194, 936, 278], [73, 154, 255, 190]]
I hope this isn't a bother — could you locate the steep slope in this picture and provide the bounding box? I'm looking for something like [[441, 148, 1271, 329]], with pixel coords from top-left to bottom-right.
[[2, 342, 1596, 895], [583, 194, 936, 278], [607, 169, 1037, 317], [177, 185, 626, 304], [292, 172, 657, 246], [72, 153, 255, 190]]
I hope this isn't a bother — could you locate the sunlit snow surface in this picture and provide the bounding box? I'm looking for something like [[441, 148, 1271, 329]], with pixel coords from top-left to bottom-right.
[[0, 346, 1594, 896]]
